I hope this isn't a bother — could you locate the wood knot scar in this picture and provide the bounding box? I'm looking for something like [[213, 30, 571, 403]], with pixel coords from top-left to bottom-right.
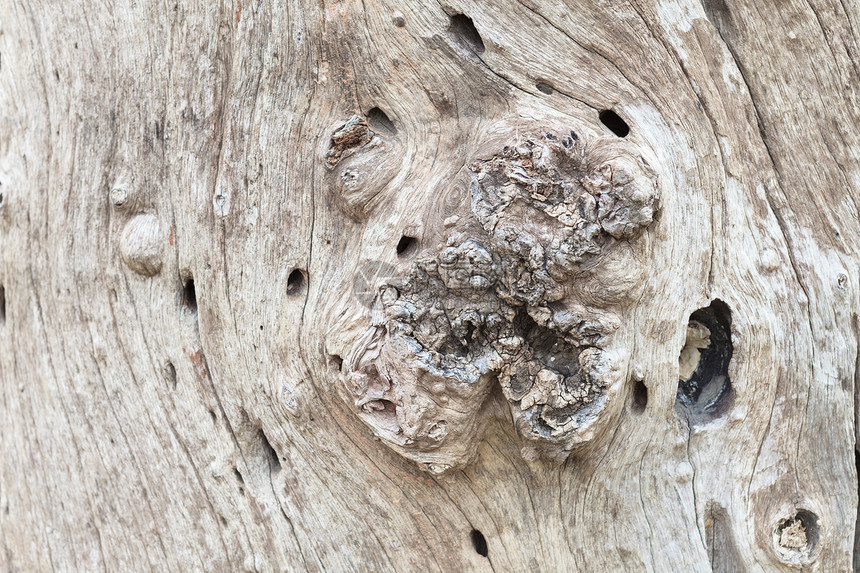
[[341, 128, 661, 473], [326, 115, 373, 167]]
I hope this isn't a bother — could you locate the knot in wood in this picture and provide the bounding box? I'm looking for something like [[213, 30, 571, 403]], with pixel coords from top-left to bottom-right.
[[343, 129, 660, 473], [119, 214, 165, 277], [326, 115, 373, 167]]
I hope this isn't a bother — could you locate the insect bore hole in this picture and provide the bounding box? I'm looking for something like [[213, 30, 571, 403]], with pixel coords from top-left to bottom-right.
[[163, 361, 177, 390], [182, 278, 197, 313], [287, 268, 307, 297], [631, 379, 648, 414], [773, 509, 820, 564], [366, 107, 397, 136], [470, 529, 488, 557], [599, 109, 630, 138], [449, 14, 485, 55], [396, 236, 418, 257], [260, 429, 282, 474], [536, 82, 555, 95]]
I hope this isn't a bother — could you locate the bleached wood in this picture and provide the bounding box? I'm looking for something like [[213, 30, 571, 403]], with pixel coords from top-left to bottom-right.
[[1, 0, 858, 571]]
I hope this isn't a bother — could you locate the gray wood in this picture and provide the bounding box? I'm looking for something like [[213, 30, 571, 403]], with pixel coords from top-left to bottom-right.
[[1, 0, 858, 570]]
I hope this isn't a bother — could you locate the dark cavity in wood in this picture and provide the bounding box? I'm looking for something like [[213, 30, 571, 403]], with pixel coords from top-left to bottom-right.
[[599, 109, 630, 138], [676, 299, 733, 424], [396, 235, 418, 257], [163, 361, 177, 390], [260, 429, 282, 473], [705, 503, 744, 572], [470, 529, 488, 557], [773, 509, 819, 565], [703, 0, 734, 36], [448, 14, 485, 55], [182, 278, 197, 313], [536, 82, 555, 95], [631, 379, 648, 414], [366, 107, 396, 136], [287, 269, 307, 297]]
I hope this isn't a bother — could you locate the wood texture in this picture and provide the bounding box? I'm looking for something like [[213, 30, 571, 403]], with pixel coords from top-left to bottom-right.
[[1, 0, 859, 570]]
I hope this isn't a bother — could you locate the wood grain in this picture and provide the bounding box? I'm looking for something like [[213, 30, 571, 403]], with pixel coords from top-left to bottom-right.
[[1, 0, 858, 570]]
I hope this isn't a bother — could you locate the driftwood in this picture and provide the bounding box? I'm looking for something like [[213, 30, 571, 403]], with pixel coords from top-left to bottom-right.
[[1, 0, 859, 570]]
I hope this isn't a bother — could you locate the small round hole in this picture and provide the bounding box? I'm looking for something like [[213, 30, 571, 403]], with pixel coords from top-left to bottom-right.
[[287, 269, 307, 297], [536, 82, 555, 95], [396, 236, 418, 257], [631, 379, 648, 414], [599, 109, 630, 138], [470, 529, 488, 557]]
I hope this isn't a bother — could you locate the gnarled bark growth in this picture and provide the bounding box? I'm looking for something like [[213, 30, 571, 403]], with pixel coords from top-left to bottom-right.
[[1, 0, 859, 571]]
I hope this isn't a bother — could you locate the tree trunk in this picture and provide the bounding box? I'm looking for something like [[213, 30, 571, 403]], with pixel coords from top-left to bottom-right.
[[1, 0, 858, 570]]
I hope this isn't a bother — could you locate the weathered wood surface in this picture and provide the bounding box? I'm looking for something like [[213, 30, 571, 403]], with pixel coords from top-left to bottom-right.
[[1, 0, 859, 570]]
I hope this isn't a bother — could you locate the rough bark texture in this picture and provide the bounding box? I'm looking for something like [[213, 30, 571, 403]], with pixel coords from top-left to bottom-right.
[[1, 0, 859, 571]]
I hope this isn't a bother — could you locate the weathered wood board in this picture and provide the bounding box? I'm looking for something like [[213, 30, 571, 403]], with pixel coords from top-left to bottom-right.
[[1, 0, 859, 570]]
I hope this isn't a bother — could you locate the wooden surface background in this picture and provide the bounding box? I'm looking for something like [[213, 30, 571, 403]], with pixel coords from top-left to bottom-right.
[[1, 0, 859, 570]]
